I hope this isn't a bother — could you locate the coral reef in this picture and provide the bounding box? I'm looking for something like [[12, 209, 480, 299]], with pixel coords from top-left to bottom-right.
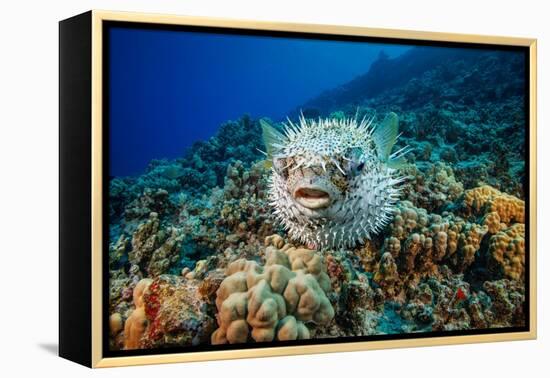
[[107, 46, 527, 351], [108, 115, 266, 225], [109, 161, 527, 350]]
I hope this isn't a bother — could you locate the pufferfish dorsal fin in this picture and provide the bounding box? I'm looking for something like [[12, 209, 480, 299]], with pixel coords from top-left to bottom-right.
[[260, 118, 286, 159], [373, 112, 399, 162]]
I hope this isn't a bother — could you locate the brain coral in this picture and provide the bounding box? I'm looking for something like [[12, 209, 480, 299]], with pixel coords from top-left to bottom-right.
[[211, 238, 334, 344], [463, 185, 524, 224], [488, 223, 525, 280]]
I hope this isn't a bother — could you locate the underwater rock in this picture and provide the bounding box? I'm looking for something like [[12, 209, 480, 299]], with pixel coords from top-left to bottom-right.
[[121, 276, 215, 349], [211, 236, 334, 344], [298, 47, 495, 116], [109, 234, 129, 270], [331, 275, 380, 336], [108, 265, 136, 329], [172, 160, 273, 261]]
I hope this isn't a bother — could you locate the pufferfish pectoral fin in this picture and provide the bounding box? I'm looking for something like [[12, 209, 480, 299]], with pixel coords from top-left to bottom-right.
[[373, 112, 399, 162], [386, 156, 407, 169], [260, 118, 286, 159]]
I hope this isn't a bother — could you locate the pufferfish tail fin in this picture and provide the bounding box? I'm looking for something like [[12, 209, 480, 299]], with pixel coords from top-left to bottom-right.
[[260, 118, 286, 169], [373, 112, 408, 169]]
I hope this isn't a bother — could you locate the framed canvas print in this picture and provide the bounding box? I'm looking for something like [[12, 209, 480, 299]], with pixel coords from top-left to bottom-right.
[[59, 10, 537, 368]]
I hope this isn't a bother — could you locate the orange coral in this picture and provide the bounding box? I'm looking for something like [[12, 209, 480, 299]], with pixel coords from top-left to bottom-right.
[[488, 223, 525, 280], [463, 185, 524, 224], [482, 211, 505, 234], [123, 278, 152, 349]]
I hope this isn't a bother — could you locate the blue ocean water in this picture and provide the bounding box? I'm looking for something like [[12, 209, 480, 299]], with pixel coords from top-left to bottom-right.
[[108, 27, 410, 176]]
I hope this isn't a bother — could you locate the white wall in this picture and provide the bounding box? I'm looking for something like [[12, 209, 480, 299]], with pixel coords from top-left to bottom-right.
[[0, 0, 547, 376]]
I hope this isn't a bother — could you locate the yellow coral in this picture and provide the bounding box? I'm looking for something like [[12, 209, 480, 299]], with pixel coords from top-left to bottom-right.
[[356, 240, 379, 272], [489, 223, 525, 280], [457, 223, 485, 266], [483, 211, 505, 234], [463, 185, 524, 224]]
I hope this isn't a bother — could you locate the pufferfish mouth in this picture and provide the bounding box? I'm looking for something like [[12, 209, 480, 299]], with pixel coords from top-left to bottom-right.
[[293, 186, 331, 209]]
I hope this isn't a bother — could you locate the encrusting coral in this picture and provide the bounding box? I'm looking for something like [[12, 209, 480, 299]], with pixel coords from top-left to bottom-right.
[[211, 236, 334, 344]]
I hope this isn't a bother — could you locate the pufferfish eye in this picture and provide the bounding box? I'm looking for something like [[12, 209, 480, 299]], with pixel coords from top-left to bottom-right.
[[348, 160, 365, 174], [344, 147, 366, 176], [343, 158, 366, 177]]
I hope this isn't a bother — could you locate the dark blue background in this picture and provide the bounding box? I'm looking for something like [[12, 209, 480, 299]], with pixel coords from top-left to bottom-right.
[[109, 27, 409, 176]]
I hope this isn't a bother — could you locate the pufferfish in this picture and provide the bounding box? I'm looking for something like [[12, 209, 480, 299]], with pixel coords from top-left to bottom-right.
[[260, 112, 408, 250]]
